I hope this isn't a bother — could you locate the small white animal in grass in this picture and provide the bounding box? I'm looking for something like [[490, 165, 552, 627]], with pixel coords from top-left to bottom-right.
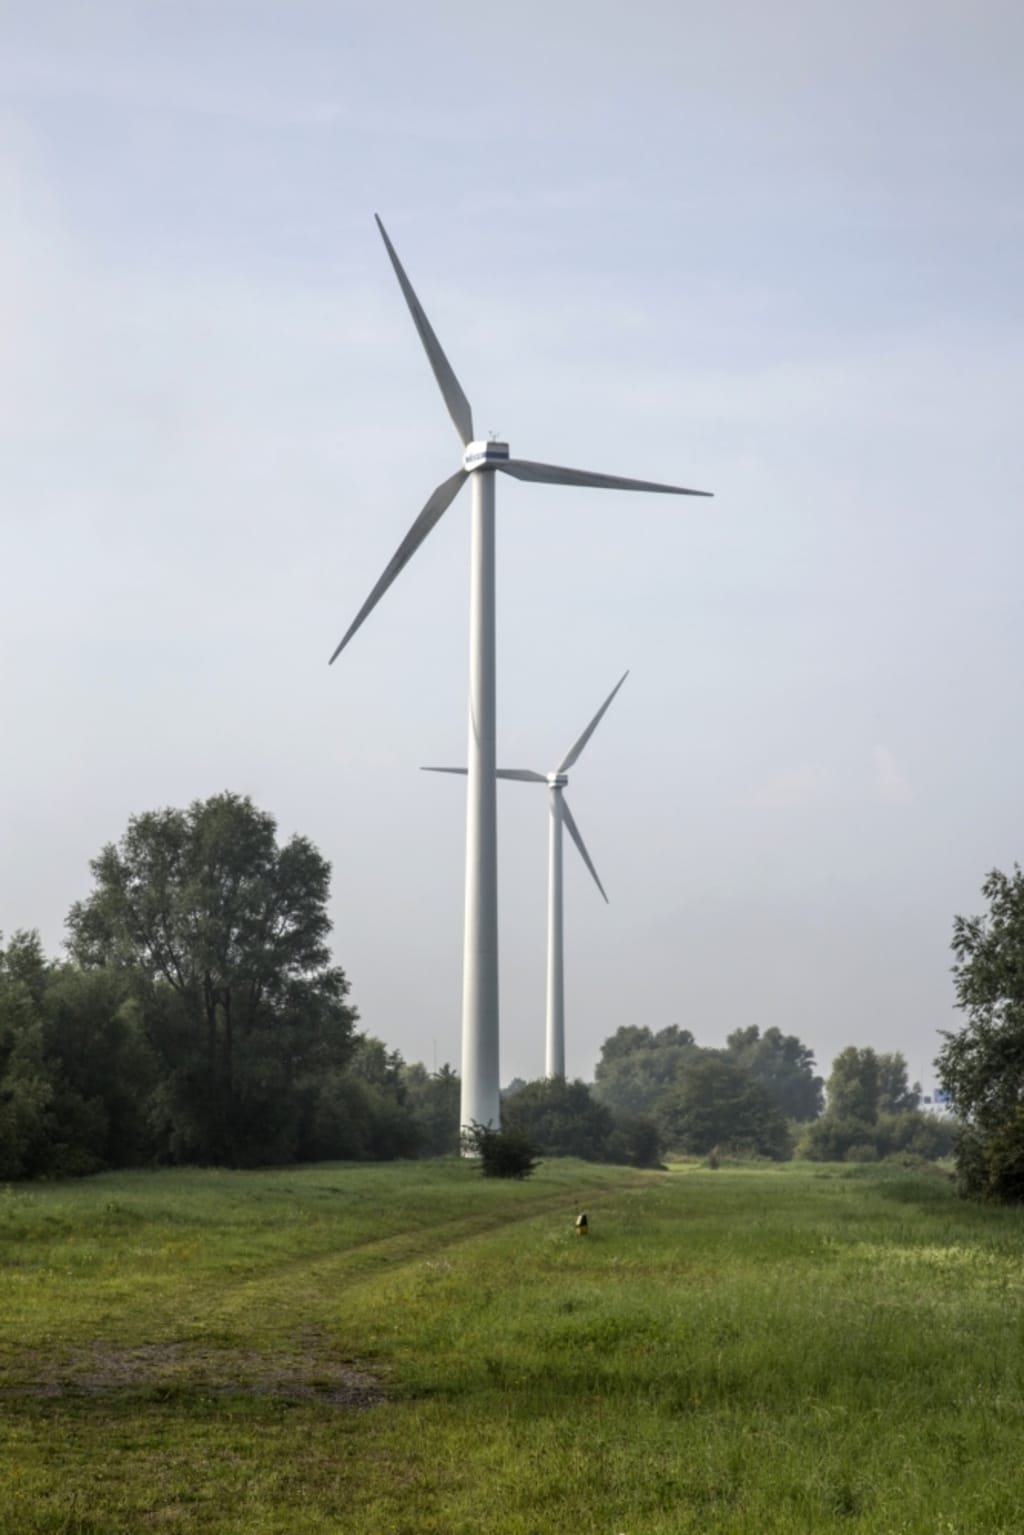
[[575, 1212, 588, 1236]]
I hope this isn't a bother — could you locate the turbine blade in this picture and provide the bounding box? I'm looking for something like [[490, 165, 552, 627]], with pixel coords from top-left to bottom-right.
[[561, 797, 608, 904], [556, 671, 629, 775], [375, 215, 475, 447], [498, 459, 712, 496], [329, 470, 468, 663], [422, 767, 546, 782]]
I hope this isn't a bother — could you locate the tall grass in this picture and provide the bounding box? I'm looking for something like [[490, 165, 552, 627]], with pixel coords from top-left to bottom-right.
[[2, 1159, 1023, 1532]]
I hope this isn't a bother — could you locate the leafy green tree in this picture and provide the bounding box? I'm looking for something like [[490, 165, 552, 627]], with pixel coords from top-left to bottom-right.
[[974, 1109, 1024, 1203], [655, 1053, 791, 1159], [349, 1035, 408, 1100], [0, 932, 161, 1177], [604, 1112, 663, 1169], [294, 1071, 388, 1162], [0, 1020, 53, 1181], [826, 1046, 880, 1124], [938, 866, 1024, 1199], [0, 933, 56, 1177], [502, 1077, 615, 1161], [799, 1047, 946, 1164], [66, 793, 358, 1165], [338, 1035, 422, 1158], [877, 1052, 921, 1114], [726, 1025, 824, 1121], [1, 930, 49, 1007], [593, 1025, 698, 1116], [403, 1062, 461, 1157], [44, 968, 158, 1167]]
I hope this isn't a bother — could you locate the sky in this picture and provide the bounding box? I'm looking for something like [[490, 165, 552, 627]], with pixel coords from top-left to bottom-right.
[[2, 0, 1023, 1092]]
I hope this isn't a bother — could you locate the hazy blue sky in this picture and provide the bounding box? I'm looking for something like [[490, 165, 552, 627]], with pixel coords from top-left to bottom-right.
[[3, 0, 1022, 1090]]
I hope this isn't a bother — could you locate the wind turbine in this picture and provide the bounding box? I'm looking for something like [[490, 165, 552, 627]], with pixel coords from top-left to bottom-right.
[[424, 670, 629, 1081], [329, 215, 712, 1134]]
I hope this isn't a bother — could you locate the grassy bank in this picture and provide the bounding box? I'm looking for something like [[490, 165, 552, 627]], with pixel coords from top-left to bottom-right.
[[2, 1158, 1023, 1533]]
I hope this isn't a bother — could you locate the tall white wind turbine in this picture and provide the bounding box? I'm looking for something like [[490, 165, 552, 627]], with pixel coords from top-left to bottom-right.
[[425, 671, 629, 1081], [329, 216, 712, 1134]]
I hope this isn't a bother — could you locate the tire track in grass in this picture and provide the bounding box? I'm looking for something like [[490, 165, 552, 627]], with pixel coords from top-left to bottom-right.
[[0, 1174, 656, 1404], [205, 1173, 654, 1332]]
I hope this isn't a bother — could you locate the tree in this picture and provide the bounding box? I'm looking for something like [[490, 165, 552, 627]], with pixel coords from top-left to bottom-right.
[[655, 1053, 791, 1160], [403, 1062, 461, 1157], [0, 937, 53, 1179], [0, 933, 159, 1177], [66, 793, 358, 1165], [0, 930, 49, 1007], [502, 1077, 615, 1161], [826, 1046, 880, 1124], [938, 866, 1024, 1199], [593, 1025, 698, 1117], [877, 1052, 921, 1114], [604, 1112, 664, 1169], [798, 1045, 945, 1165], [40, 966, 158, 1173], [337, 1035, 422, 1158], [725, 1025, 824, 1121]]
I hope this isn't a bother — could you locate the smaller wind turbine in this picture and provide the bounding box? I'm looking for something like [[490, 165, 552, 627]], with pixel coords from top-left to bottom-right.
[[424, 671, 628, 1080]]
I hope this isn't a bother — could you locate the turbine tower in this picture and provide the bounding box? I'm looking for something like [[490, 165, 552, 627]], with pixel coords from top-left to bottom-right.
[[329, 216, 712, 1134], [425, 670, 629, 1080]]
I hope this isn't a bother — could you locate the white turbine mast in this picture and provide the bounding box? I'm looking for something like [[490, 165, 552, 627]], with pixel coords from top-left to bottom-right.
[[329, 215, 712, 1134], [425, 670, 629, 1081]]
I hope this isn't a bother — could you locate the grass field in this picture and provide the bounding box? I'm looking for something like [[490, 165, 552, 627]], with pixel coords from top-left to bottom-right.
[[2, 1157, 1023, 1534]]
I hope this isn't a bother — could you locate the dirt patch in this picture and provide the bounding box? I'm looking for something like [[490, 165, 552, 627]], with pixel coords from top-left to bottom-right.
[[0, 1340, 385, 1408]]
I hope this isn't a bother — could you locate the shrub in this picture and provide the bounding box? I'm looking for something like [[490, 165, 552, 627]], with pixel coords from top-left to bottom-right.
[[460, 1122, 541, 1179], [797, 1110, 954, 1165], [606, 1112, 663, 1169]]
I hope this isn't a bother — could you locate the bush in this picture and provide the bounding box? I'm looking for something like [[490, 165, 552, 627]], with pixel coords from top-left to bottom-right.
[[461, 1122, 541, 1179], [879, 1109, 955, 1162], [797, 1110, 954, 1165], [606, 1113, 663, 1169]]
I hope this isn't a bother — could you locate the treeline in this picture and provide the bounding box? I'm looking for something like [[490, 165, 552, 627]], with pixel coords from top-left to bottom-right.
[[0, 927, 465, 1178], [1, 790, 958, 1181], [0, 922, 952, 1177], [587, 1024, 953, 1164], [0, 793, 463, 1178], [796, 1044, 952, 1163]]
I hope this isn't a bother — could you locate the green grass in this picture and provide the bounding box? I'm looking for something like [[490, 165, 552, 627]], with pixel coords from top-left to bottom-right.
[[2, 1158, 1024, 1533]]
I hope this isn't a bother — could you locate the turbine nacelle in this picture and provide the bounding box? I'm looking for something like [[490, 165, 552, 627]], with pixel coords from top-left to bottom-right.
[[463, 440, 510, 471], [423, 671, 628, 911]]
